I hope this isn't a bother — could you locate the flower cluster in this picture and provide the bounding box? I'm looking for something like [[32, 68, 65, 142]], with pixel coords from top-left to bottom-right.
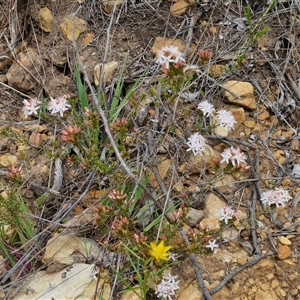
[[60, 125, 81, 142], [6, 166, 23, 181], [198, 49, 213, 65], [186, 133, 207, 156], [155, 273, 180, 300], [47, 95, 71, 117], [149, 240, 172, 263], [22, 98, 41, 118], [156, 45, 185, 69], [22, 95, 70, 119], [220, 146, 250, 168], [261, 188, 292, 207], [218, 205, 240, 224]]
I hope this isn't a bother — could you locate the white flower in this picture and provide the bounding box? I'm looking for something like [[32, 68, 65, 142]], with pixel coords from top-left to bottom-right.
[[216, 110, 236, 130], [261, 188, 292, 207], [220, 147, 248, 167], [197, 100, 215, 117], [230, 147, 247, 166], [156, 45, 185, 69], [206, 239, 219, 252], [186, 133, 207, 156], [22, 98, 41, 118], [220, 147, 232, 164], [218, 206, 235, 224], [155, 273, 180, 300], [47, 95, 71, 117]]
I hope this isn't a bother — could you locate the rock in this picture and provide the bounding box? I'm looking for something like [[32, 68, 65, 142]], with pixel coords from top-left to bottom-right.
[[42, 233, 106, 266], [0, 75, 7, 83], [13, 264, 111, 300], [171, 1, 189, 16], [277, 245, 292, 260], [223, 80, 256, 110], [179, 145, 220, 175], [186, 208, 204, 226], [120, 286, 143, 300], [60, 15, 87, 41], [214, 125, 228, 136], [101, 0, 124, 13], [278, 236, 291, 245], [45, 73, 75, 98], [0, 154, 17, 167], [243, 120, 256, 128], [204, 193, 225, 219], [199, 218, 220, 232], [6, 48, 43, 92], [94, 61, 118, 86], [152, 37, 185, 56], [149, 158, 171, 188], [231, 107, 245, 127], [221, 228, 239, 241], [38, 7, 53, 32], [177, 282, 203, 300], [258, 110, 270, 121], [29, 132, 44, 147]]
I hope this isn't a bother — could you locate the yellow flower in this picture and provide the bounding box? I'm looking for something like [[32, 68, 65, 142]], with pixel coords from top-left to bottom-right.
[[149, 240, 172, 263]]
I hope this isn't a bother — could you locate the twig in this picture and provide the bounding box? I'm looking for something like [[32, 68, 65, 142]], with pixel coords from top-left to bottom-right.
[[183, 13, 201, 58]]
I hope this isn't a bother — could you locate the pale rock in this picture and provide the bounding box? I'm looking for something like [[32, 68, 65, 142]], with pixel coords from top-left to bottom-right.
[[6, 48, 43, 92], [221, 227, 239, 241], [260, 282, 270, 291], [277, 244, 292, 260], [214, 125, 229, 136], [204, 192, 226, 219], [60, 15, 87, 41], [216, 248, 249, 263], [186, 208, 204, 226], [199, 218, 220, 232], [13, 264, 111, 300], [0, 75, 7, 83], [171, 1, 189, 16], [152, 37, 185, 55], [42, 233, 105, 266], [179, 145, 220, 175], [101, 0, 124, 13], [38, 7, 53, 32], [231, 107, 245, 127], [94, 61, 118, 86], [177, 283, 203, 300], [149, 158, 170, 188], [255, 289, 275, 300], [243, 120, 256, 128], [223, 80, 256, 110], [278, 236, 291, 245], [258, 110, 270, 121], [120, 286, 143, 300], [0, 154, 17, 167], [214, 175, 236, 193], [271, 279, 279, 288]]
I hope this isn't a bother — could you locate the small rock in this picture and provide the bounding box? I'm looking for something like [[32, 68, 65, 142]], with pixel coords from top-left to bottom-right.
[[101, 0, 124, 13], [258, 110, 270, 121], [0, 75, 7, 83], [60, 15, 87, 41], [243, 120, 256, 128], [171, 1, 189, 16], [223, 80, 256, 110], [231, 107, 245, 127], [214, 125, 229, 136], [29, 132, 44, 147], [199, 218, 220, 232], [6, 48, 43, 92], [278, 236, 291, 245], [290, 138, 299, 151], [94, 61, 118, 86], [277, 244, 292, 260], [271, 279, 279, 288], [0, 154, 17, 167], [149, 158, 171, 188], [38, 7, 53, 32], [177, 282, 203, 300], [186, 208, 204, 226], [204, 193, 225, 219]]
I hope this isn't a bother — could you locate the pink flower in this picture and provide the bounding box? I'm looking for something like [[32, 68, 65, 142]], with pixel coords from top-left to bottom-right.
[[261, 188, 292, 207], [156, 45, 185, 69], [47, 95, 71, 117], [60, 125, 81, 142], [220, 147, 248, 167], [22, 98, 40, 118], [218, 205, 235, 224]]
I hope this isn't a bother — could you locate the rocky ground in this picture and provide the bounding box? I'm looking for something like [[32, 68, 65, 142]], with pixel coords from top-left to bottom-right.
[[0, 0, 300, 299]]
